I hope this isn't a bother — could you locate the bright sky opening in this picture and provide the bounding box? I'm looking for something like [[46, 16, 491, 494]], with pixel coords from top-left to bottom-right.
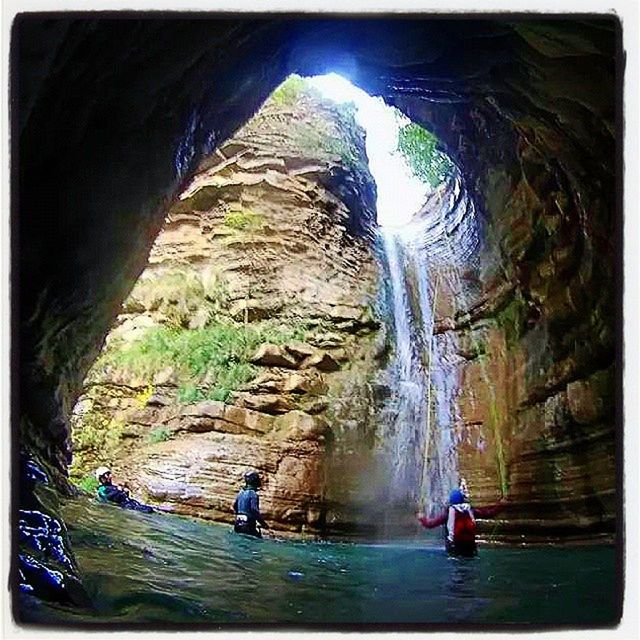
[[306, 73, 429, 229]]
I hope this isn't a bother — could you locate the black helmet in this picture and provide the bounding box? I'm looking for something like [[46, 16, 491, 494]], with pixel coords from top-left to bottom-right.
[[244, 470, 261, 488]]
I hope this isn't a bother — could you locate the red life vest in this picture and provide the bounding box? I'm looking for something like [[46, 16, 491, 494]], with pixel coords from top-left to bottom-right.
[[453, 508, 477, 543], [447, 504, 476, 544]]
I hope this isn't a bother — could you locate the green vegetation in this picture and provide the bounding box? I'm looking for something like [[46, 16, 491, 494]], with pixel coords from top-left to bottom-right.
[[71, 412, 124, 455], [292, 119, 361, 170], [223, 209, 264, 231], [135, 384, 154, 407], [69, 411, 125, 486], [496, 295, 528, 348], [265, 74, 364, 173], [269, 74, 322, 107], [130, 269, 219, 329], [177, 384, 205, 404], [147, 427, 173, 444], [74, 473, 99, 494], [396, 122, 454, 188], [97, 319, 307, 404]]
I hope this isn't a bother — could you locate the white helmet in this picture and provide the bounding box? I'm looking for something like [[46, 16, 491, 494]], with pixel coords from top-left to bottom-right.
[[95, 466, 111, 481]]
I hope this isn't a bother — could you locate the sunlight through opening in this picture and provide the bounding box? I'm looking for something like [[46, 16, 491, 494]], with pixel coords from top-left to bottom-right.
[[306, 73, 431, 228]]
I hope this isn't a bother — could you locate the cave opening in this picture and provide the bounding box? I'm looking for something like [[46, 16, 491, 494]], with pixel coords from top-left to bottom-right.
[[68, 70, 472, 537], [14, 16, 620, 622]]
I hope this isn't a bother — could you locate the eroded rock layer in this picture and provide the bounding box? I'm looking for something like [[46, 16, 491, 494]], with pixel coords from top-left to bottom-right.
[[70, 83, 381, 533], [15, 17, 619, 603]]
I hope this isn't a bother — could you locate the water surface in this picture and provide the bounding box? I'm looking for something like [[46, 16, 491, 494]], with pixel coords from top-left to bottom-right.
[[21, 497, 618, 627]]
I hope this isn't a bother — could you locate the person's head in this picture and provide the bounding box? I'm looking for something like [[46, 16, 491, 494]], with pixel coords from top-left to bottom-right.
[[244, 470, 261, 490], [449, 488, 467, 505], [95, 466, 112, 485]]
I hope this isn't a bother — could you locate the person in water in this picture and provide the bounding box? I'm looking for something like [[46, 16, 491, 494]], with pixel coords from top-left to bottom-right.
[[233, 470, 269, 538], [95, 466, 154, 513], [417, 480, 503, 556]]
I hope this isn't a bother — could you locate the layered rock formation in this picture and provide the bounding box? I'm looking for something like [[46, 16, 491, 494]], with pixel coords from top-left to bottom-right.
[[14, 16, 620, 604], [70, 79, 381, 533], [402, 63, 617, 537]]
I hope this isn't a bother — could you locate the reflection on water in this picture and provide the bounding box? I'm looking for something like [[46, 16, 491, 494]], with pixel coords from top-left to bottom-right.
[[20, 497, 618, 626]]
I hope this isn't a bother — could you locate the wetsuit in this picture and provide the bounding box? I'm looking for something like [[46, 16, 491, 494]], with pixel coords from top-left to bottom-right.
[[233, 487, 266, 538], [97, 483, 154, 513], [419, 503, 502, 556]]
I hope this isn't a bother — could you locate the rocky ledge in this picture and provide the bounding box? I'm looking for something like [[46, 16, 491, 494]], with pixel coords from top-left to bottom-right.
[[69, 77, 382, 534]]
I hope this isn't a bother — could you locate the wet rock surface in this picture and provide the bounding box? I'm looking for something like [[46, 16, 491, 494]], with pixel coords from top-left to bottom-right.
[[68, 84, 381, 535], [14, 16, 619, 602]]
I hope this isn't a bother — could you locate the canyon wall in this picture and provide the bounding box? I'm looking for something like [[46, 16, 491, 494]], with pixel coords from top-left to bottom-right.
[[70, 79, 382, 534], [15, 17, 620, 603]]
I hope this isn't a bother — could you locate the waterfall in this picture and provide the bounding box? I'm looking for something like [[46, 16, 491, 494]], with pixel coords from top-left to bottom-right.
[[377, 227, 460, 522]]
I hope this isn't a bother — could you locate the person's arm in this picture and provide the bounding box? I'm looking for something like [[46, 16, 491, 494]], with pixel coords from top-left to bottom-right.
[[417, 511, 447, 529], [102, 485, 129, 504], [473, 503, 504, 519], [232, 496, 238, 514], [116, 482, 131, 497], [251, 493, 269, 528]]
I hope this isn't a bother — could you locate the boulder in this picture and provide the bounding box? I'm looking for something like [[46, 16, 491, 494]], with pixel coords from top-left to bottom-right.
[[282, 371, 327, 394], [234, 393, 293, 415], [243, 371, 286, 393], [223, 404, 275, 433], [250, 344, 298, 368], [182, 400, 226, 420], [284, 341, 317, 361], [147, 394, 172, 407], [272, 410, 330, 441], [300, 351, 341, 372]]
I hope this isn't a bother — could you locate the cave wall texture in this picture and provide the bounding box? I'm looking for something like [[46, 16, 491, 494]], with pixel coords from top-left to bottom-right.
[[13, 13, 621, 584], [67, 81, 382, 534]]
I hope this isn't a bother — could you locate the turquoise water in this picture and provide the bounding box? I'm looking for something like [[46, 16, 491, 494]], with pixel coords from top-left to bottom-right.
[[21, 497, 619, 627]]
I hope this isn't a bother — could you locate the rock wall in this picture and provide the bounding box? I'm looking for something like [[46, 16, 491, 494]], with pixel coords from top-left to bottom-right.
[[395, 22, 618, 536], [15, 16, 620, 604], [70, 80, 382, 534]]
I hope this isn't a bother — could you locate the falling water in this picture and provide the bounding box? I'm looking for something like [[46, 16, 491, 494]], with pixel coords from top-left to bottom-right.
[[377, 226, 460, 520], [301, 73, 471, 525]]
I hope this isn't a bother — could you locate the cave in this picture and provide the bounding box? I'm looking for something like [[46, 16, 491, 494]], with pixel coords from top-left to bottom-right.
[[12, 14, 622, 625]]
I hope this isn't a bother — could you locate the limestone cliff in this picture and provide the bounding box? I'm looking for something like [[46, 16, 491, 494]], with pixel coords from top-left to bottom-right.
[[70, 78, 381, 534], [409, 160, 615, 541]]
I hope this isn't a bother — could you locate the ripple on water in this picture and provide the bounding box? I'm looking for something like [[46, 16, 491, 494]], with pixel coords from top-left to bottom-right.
[[27, 497, 618, 626]]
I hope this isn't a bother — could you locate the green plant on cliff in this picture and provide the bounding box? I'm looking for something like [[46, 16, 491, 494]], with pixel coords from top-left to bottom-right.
[[496, 295, 528, 348], [135, 384, 154, 407], [69, 411, 125, 482], [72, 411, 124, 453], [97, 319, 306, 404], [269, 74, 322, 107], [147, 427, 173, 444], [396, 122, 453, 188], [292, 119, 361, 171], [177, 384, 205, 404], [74, 473, 99, 494], [263, 75, 366, 174], [223, 209, 264, 231], [130, 269, 213, 329]]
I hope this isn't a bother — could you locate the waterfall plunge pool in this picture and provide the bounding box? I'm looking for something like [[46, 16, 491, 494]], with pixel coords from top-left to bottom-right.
[[21, 498, 618, 627]]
